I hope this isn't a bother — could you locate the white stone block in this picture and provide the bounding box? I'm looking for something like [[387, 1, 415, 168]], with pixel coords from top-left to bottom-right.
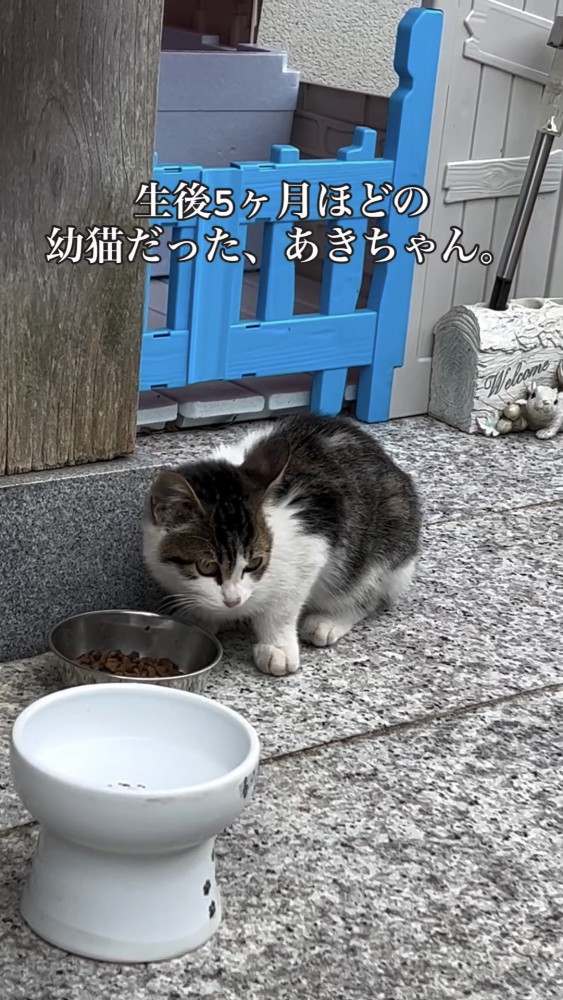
[[137, 391, 179, 431], [164, 381, 266, 428], [236, 374, 312, 414]]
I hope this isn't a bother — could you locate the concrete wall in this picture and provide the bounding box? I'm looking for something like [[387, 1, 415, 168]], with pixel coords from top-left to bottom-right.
[[257, 0, 419, 97]]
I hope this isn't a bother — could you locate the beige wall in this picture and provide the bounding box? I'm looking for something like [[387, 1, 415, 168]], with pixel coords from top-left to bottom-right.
[[257, 0, 419, 97]]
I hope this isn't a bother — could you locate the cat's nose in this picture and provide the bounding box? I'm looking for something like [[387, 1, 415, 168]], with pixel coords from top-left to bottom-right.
[[223, 595, 241, 608]]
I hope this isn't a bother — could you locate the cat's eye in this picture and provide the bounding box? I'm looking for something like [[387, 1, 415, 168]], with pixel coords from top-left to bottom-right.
[[167, 556, 190, 568], [196, 559, 219, 577], [244, 556, 263, 574]]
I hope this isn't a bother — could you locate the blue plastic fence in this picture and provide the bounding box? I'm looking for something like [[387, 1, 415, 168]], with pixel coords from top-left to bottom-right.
[[140, 8, 443, 422]]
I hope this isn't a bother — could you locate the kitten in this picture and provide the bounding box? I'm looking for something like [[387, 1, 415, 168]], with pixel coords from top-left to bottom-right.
[[142, 413, 421, 677]]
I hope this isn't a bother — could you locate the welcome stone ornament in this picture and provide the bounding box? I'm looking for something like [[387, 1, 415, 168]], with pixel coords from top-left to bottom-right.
[[428, 297, 563, 436]]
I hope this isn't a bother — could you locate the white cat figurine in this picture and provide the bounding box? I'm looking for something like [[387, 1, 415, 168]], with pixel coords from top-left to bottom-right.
[[517, 381, 563, 440]]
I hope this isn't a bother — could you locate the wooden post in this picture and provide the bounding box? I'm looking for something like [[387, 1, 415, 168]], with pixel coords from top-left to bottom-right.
[[0, 0, 164, 474]]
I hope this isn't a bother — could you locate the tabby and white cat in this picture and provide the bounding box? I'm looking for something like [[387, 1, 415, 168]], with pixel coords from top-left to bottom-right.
[[143, 413, 421, 676]]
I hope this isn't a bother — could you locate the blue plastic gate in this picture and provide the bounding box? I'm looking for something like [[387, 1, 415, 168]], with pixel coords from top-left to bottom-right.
[[140, 8, 443, 422]]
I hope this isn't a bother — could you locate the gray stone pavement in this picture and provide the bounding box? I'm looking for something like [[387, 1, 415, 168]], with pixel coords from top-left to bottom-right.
[[1, 416, 562, 999]]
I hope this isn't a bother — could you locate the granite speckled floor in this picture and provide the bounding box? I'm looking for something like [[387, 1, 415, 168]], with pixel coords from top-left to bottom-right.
[[1, 415, 562, 998]]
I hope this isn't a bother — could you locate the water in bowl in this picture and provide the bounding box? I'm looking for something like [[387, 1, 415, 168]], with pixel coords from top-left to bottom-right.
[[41, 736, 227, 793]]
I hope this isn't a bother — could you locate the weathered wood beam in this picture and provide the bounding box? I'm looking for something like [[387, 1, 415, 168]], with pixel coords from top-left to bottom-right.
[[0, 0, 164, 474]]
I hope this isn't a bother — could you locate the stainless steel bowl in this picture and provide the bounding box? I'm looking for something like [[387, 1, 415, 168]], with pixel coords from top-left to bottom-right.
[[49, 610, 222, 693]]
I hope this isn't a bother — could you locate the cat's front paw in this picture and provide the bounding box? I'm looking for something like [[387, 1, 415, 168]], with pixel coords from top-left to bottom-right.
[[299, 614, 350, 647], [252, 642, 300, 677], [536, 427, 557, 440]]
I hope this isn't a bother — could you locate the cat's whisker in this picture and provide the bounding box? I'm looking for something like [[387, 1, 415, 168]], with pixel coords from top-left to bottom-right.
[[173, 601, 197, 611], [158, 594, 203, 619], [159, 599, 189, 613], [156, 596, 182, 612], [158, 593, 188, 606], [157, 597, 198, 616]]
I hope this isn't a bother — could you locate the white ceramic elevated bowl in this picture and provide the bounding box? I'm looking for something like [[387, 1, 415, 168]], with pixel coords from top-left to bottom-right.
[[10, 683, 260, 963]]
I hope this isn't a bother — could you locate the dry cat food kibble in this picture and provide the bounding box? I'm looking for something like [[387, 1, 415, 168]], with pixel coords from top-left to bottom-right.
[[75, 649, 183, 678]]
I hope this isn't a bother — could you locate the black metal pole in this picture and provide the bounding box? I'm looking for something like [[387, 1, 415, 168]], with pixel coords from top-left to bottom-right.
[[488, 16, 563, 311], [489, 133, 555, 310]]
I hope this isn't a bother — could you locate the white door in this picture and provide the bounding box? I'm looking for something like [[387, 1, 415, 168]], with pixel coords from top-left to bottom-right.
[[391, 0, 563, 418]]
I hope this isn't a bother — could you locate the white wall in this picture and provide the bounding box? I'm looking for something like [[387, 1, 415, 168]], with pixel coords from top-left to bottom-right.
[[257, 0, 419, 97]]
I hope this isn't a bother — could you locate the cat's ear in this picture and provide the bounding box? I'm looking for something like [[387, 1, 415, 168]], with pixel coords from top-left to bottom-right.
[[150, 470, 203, 527], [240, 437, 290, 493]]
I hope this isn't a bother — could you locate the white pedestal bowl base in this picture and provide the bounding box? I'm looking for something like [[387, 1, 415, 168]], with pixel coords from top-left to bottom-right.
[[21, 831, 221, 963]]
